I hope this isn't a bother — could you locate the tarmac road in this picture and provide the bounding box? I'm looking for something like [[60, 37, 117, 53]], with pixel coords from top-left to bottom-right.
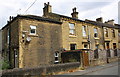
[[60, 61, 119, 76]]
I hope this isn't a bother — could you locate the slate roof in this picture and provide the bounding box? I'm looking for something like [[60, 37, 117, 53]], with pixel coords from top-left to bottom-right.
[[2, 14, 120, 30], [85, 19, 120, 29], [18, 15, 62, 24], [2, 14, 62, 30], [49, 13, 85, 22], [50, 13, 120, 29]]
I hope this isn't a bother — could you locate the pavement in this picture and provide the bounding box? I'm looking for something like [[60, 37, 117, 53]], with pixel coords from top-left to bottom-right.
[[62, 61, 119, 75]]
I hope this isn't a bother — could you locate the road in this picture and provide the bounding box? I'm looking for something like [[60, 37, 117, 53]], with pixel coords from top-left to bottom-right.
[[62, 61, 119, 75], [86, 65, 118, 75]]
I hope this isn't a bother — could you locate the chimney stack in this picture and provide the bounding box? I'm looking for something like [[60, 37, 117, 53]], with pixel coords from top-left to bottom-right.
[[71, 7, 79, 19], [105, 19, 114, 25], [96, 17, 103, 23], [43, 2, 52, 17]]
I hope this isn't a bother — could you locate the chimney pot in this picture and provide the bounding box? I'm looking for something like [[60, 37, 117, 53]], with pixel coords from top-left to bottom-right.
[[105, 19, 114, 25], [96, 17, 103, 23], [71, 7, 79, 19], [43, 2, 52, 17]]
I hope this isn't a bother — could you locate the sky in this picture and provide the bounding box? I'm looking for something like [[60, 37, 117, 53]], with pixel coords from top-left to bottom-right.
[[0, 0, 119, 29]]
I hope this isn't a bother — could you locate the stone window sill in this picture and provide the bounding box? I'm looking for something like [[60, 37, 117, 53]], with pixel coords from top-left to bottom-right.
[[69, 35, 77, 38], [28, 34, 38, 37], [94, 37, 99, 40]]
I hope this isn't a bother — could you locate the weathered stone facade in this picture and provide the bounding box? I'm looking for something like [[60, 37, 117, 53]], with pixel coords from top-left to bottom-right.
[[2, 15, 62, 68], [43, 3, 119, 51], [1, 2, 120, 69], [0, 29, 2, 52]]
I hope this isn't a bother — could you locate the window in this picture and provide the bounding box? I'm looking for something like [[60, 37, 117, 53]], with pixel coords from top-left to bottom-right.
[[94, 28, 98, 37], [95, 44, 99, 49], [111, 29, 115, 37], [104, 28, 108, 37], [70, 44, 76, 50], [69, 23, 75, 35], [82, 26, 87, 37], [30, 25, 36, 35], [54, 52, 59, 63], [83, 44, 88, 49], [113, 43, 116, 49]]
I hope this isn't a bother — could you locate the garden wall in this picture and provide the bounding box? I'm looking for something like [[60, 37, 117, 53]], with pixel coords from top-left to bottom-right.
[[2, 62, 80, 77]]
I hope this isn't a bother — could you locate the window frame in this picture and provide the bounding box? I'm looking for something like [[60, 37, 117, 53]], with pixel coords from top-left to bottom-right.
[[104, 28, 108, 37], [111, 29, 115, 37], [94, 28, 98, 38], [82, 26, 87, 37], [30, 25, 36, 35], [54, 52, 59, 63], [84, 44, 88, 49], [70, 44, 76, 50], [69, 23, 75, 35]]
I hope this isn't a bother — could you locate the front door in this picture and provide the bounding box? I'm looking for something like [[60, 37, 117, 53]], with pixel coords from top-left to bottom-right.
[[82, 50, 89, 66]]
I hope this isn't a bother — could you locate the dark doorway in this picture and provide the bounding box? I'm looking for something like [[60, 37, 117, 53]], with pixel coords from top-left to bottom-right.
[[106, 42, 110, 49]]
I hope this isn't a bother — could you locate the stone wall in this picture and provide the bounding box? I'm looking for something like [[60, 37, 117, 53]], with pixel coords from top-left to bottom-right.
[[0, 30, 2, 52], [2, 62, 80, 76], [88, 49, 119, 66], [19, 18, 62, 68]]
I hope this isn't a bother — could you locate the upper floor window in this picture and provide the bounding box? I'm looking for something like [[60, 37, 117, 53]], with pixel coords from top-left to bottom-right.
[[104, 28, 108, 37], [82, 26, 87, 37], [94, 28, 98, 37], [30, 25, 36, 35], [111, 29, 115, 37], [69, 23, 75, 35]]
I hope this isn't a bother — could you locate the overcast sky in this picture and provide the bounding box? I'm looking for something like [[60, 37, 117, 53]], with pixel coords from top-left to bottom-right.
[[0, 0, 119, 29]]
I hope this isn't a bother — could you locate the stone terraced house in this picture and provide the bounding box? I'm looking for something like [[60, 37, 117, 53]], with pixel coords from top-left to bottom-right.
[[1, 2, 120, 68]]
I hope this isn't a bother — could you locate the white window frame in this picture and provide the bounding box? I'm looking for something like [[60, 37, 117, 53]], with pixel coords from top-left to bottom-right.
[[83, 43, 88, 49], [69, 23, 75, 35], [104, 28, 108, 37], [111, 29, 115, 37], [54, 52, 59, 57], [30, 25, 36, 35], [82, 26, 87, 37], [94, 28, 98, 37], [54, 52, 59, 63]]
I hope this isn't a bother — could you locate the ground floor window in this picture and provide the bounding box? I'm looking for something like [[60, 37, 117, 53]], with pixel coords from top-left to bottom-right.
[[54, 52, 59, 64], [95, 44, 99, 49], [83, 43, 88, 49], [70, 44, 76, 50], [113, 43, 116, 49]]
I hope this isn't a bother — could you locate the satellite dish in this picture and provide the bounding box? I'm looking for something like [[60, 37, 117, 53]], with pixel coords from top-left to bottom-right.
[[26, 37, 31, 42]]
